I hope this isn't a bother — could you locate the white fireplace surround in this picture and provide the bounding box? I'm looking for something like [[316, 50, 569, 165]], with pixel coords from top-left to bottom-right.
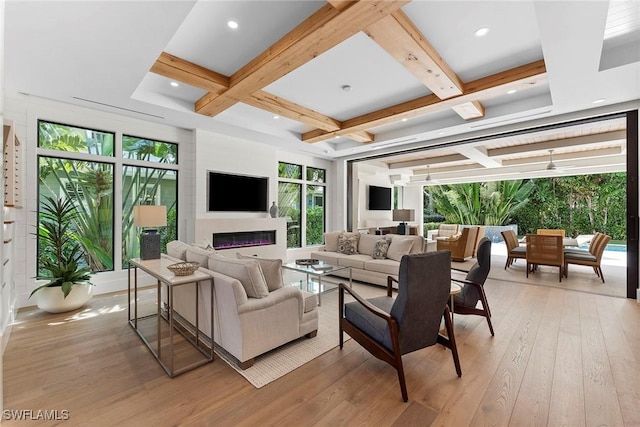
[[195, 218, 287, 260]]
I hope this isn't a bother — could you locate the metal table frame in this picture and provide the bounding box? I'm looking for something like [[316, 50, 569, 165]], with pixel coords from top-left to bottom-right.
[[128, 255, 214, 377]]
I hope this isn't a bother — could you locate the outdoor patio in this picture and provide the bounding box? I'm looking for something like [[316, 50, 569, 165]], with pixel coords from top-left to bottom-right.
[[455, 242, 628, 298]]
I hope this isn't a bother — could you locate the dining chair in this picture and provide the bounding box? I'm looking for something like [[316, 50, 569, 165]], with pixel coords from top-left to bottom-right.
[[526, 234, 564, 282], [564, 233, 611, 283], [451, 237, 494, 336], [501, 229, 526, 270], [338, 251, 461, 402], [536, 228, 566, 237]]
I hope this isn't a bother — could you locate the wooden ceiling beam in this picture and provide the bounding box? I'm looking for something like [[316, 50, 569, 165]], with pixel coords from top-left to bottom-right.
[[451, 101, 486, 120], [151, 53, 372, 141], [302, 60, 546, 143], [365, 10, 463, 100], [195, 1, 410, 117], [150, 52, 229, 95]]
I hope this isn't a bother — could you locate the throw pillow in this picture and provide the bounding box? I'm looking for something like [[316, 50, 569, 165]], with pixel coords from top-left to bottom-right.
[[358, 233, 379, 255], [337, 233, 359, 255], [236, 253, 284, 291], [208, 254, 270, 298], [166, 240, 191, 261], [372, 238, 391, 260], [323, 231, 342, 252], [386, 237, 415, 262], [185, 245, 216, 267]]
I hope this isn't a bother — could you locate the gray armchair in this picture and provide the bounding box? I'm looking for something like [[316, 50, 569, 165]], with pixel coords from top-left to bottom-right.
[[451, 237, 494, 336], [338, 251, 461, 402]]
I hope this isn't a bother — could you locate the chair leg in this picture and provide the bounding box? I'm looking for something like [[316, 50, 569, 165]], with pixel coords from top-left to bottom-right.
[[442, 306, 462, 377], [478, 289, 495, 337], [598, 266, 605, 283], [396, 358, 408, 402], [338, 287, 344, 349], [504, 257, 510, 270]]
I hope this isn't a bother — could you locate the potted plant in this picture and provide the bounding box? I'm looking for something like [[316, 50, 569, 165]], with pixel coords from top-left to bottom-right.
[[30, 196, 94, 313]]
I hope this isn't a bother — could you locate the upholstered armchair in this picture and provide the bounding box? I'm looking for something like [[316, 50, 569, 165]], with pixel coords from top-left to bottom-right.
[[436, 226, 479, 262], [431, 224, 460, 240], [451, 237, 494, 336], [339, 251, 461, 402]]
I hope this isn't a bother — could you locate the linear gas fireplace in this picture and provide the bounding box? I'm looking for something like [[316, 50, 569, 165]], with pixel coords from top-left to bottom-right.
[[212, 230, 276, 250]]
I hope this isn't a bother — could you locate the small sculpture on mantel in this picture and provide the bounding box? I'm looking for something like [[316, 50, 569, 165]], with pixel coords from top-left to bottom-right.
[[269, 201, 278, 218]]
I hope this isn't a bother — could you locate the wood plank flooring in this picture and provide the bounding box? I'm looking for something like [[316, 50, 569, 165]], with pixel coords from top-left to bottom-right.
[[3, 278, 639, 426]]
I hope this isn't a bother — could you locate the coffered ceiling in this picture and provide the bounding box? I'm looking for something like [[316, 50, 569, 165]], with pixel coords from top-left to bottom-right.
[[4, 0, 640, 181]]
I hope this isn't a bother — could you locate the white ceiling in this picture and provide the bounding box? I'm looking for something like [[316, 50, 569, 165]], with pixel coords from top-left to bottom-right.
[[4, 0, 640, 176]]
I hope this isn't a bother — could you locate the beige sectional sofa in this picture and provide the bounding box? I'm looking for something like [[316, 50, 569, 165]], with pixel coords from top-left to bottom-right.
[[165, 241, 318, 369], [310, 232, 426, 287]]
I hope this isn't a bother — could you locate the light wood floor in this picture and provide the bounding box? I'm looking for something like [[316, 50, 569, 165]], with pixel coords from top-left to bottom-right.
[[3, 278, 640, 426]]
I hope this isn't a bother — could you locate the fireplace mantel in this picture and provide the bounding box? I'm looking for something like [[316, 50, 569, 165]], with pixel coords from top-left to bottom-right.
[[195, 218, 287, 260]]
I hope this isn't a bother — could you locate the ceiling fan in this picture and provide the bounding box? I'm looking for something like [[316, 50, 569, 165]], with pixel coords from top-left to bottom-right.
[[545, 149, 574, 172], [423, 165, 440, 184]]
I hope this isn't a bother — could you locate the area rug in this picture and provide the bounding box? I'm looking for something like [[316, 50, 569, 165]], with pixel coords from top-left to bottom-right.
[[215, 282, 382, 388]]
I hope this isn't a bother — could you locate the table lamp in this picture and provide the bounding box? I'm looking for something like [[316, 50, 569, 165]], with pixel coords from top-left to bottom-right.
[[133, 205, 167, 260], [392, 209, 415, 235]]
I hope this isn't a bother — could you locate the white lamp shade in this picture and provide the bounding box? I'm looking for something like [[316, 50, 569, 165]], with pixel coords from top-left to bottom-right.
[[392, 209, 415, 222], [133, 205, 167, 228]]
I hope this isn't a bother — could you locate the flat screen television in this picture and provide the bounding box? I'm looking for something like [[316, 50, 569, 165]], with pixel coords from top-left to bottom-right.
[[368, 185, 392, 211], [207, 171, 269, 212]]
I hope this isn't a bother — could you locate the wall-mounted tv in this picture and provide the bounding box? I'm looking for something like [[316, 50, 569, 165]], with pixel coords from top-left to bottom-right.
[[207, 171, 268, 212], [368, 185, 392, 211]]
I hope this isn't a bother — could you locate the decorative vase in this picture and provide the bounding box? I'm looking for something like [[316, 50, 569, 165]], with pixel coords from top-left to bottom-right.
[[269, 202, 278, 218], [35, 284, 93, 314]]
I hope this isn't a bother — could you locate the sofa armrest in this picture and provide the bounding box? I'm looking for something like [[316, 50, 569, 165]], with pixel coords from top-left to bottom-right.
[[236, 285, 304, 315]]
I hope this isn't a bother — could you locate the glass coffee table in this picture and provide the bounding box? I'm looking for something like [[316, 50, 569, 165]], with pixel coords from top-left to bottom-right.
[[282, 259, 352, 306]]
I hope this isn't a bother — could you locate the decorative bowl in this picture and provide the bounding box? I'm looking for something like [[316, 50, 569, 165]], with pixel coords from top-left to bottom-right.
[[167, 262, 200, 276], [295, 258, 319, 266]]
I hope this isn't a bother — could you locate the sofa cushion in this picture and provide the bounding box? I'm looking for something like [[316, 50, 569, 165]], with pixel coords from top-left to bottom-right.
[[372, 238, 391, 259], [323, 231, 342, 252], [364, 258, 400, 276], [166, 240, 191, 261], [438, 224, 459, 238], [338, 233, 359, 255], [386, 236, 415, 262], [337, 254, 370, 270], [311, 251, 341, 265], [236, 253, 284, 291], [208, 254, 269, 298], [358, 234, 379, 255], [186, 246, 216, 267]]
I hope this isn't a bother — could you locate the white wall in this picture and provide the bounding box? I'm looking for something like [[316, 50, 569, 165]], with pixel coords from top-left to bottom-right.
[[2, 95, 336, 306]]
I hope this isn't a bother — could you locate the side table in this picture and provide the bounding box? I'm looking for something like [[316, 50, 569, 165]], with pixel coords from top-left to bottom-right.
[[128, 255, 214, 377]]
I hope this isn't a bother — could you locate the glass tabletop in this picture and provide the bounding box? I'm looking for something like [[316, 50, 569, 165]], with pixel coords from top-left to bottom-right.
[[282, 259, 350, 275]]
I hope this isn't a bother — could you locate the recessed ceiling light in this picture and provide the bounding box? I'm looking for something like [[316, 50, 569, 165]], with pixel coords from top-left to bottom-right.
[[401, 118, 408, 122], [227, 20, 238, 29], [341, 85, 352, 92], [438, 132, 445, 135], [334, 136, 340, 139], [474, 27, 490, 37], [273, 115, 279, 119], [170, 81, 179, 88], [507, 89, 517, 94], [593, 98, 606, 104]]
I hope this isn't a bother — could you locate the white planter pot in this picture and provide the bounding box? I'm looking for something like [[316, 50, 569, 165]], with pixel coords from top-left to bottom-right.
[[35, 284, 94, 314]]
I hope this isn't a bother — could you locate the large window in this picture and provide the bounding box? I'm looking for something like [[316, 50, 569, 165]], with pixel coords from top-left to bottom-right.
[[278, 162, 326, 248], [37, 121, 178, 273]]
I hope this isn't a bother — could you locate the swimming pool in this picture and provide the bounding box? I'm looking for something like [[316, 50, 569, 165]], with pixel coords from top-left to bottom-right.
[[579, 244, 627, 252]]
